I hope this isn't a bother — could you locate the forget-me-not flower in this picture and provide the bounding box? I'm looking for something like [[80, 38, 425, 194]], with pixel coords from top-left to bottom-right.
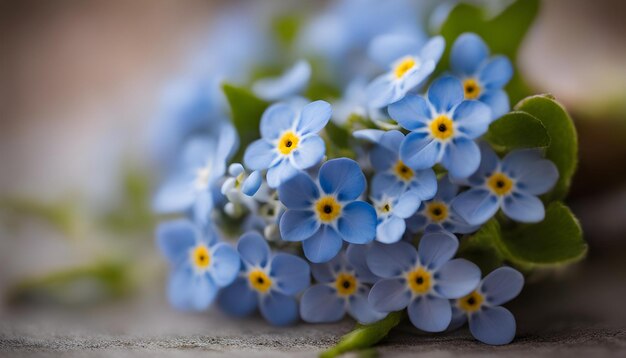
[[153, 123, 238, 223], [300, 245, 385, 324], [218, 232, 310, 326], [252, 60, 312, 101], [366, 34, 445, 108], [450, 33, 514, 120], [157, 219, 240, 311], [372, 191, 422, 244], [388, 76, 491, 178], [407, 175, 478, 234], [367, 231, 481, 332], [244, 100, 331, 189], [450, 267, 524, 345], [278, 158, 377, 263], [221, 163, 262, 217], [451, 143, 559, 225]]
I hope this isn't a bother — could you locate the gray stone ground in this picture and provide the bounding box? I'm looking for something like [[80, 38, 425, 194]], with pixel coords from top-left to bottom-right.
[[1, 250, 625, 358]]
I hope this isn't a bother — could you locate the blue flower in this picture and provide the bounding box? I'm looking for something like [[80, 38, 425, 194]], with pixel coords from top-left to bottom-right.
[[354, 129, 437, 199], [388, 76, 491, 178], [450, 267, 524, 345], [366, 35, 445, 108], [451, 143, 559, 225], [406, 175, 478, 234], [252, 60, 312, 101], [278, 158, 377, 263], [300, 245, 385, 324], [156, 219, 240, 311], [372, 191, 422, 244], [218, 232, 310, 326], [367, 231, 481, 332], [153, 123, 238, 223], [450, 33, 514, 120], [244, 100, 331, 189]]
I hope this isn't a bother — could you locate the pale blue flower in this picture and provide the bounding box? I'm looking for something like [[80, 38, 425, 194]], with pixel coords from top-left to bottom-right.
[[372, 191, 422, 244], [157, 219, 239, 311], [244, 100, 331, 188], [253, 60, 311, 101]]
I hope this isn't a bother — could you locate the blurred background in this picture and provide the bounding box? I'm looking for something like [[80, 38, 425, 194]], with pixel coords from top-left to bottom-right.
[[0, 0, 625, 352]]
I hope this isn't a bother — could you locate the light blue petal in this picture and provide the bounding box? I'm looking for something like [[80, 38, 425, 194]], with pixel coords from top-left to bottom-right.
[[290, 135, 325, 170], [368, 34, 424, 67], [242, 170, 262, 196], [215, 123, 238, 169], [297, 100, 332, 134], [442, 138, 482, 178], [452, 189, 500, 226], [394, 191, 422, 219], [279, 210, 320, 242], [192, 190, 213, 226], [450, 33, 489, 76], [400, 133, 440, 170], [310, 261, 336, 284], [408, 295, 452, 332], [300, 285, 345, 323], [481, 267, 524, 306], [366, 75, 396, 109], [502, 192, 545, 223], [228, 163, 244, 176], [353, 129, 386, 143], [168, 267, 216, 311], [417, 230, 458, 270], [402, 59, 436, 91], [419, 36, 445, 64], [260, 292, 299, 326], [370, 146, 397, 172], [152, 174, 195, 214], [270, 253, 311, 295], [501, 150, 559, 196], [436, 175, 459, 202], [388, 94, 431, 131], [260, 103, 296, 141], [478, 56, 513, 90], [278, 172, 319, 209], [448, 306, 468, 331], [435, 259, 481, 299], [368, 278, 412, 312], [244, 140, 278, 171], [209, 243, 240, 287], [366, 241, 417, 278], [379, 130, 405, 153], [253, 60, 311, 101], [469, 306, 516, 345], [303, 225, 343, 263], [218, 277, 258, 317], [427, 76, 464, 114], [376, 216, 406, 244], [348, 292, 387, 324], [319, 158, 366, 201], [453, 100, 491, 139], [237, 231, 270, 268], [371, 173, 405, 198], [266, 158, 299, 189], [181, 137, 215, 169], [457, 142, 500, 186], [409, 168, 438, 200], [346, 244, 379, 284], [406, 212, 427, 233], [156, 219, 197, 264], [337, 201, 377, 244], [480, 90, 510, 120]]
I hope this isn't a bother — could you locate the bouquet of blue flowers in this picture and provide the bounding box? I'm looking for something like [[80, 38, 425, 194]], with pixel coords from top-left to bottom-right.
[[151, 0, 585, 355]]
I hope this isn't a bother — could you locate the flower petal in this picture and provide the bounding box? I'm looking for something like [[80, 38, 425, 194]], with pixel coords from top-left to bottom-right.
[[502, 192, 545, 223], [337, 201, 377, 244], [346, 244, 378, 284], [400, 132, 440, 170], [297, 100, 332, 134], [278, 172, 319, 209], [417, 230, 459, 270], [266, 157, 299, 188], [302, 225, 343, 263], [209, 243, 240, 287], [156, 219, 197, 264], [388, 94, 431, 131], [448, 306, 468, 331], [300, 285, 345, 323], [260, 292, 299, 326], [260, 103, 296, 141], [253, 60, 311, 101], [244, 139, 278, 171], [480, 267, 524, 306], [453, 100, 491, 139], [452, 188, 500, 226], [450, 33, 489, 76], [368, 278, 411, 312], [435, 175, 459, 202], [420, 36, 445, 64], [368, 34, 424, 67], [427, 76, 464, 114], [501, 149, 559, 196], [353, 129, 386, 143], [408, 295, 452, 332], [469, 306, 516, 345], [237, 231, 270, 268], [217, 277, 258, 317], [478, 56, 513, 90], [442, 137, 481, 179], [366, 75, 396, 109], [348, 292, 387, 324], [480, 89, 510, 120], [241, 170, 262, 196], [372, 173, 405, 198], [409, 168, 438, 200], [319, 158, 366, 201], [152, 174, 195, 214], [290, 135, 325, 170], [270, 253, 311, 295], [279, 210, 320, 242], [376, 216, 406, 244], [168, 267, 216, 311], [394, 191, 422, 219], [435, 259, 481, 299], [366, 241, 417, 278]]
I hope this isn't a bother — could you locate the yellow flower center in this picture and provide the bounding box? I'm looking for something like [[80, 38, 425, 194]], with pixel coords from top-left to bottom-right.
[[378, 202, 392, 214], [315, 196, 342, 223], [335, 272, 358, 296], [426, 201, 449, 223], [458, 290, 484, 313], [463, 78, 481, 100], [191, 245, 211, 269], [394, 160, 414, 181], [406, 267, 432, 295], [277, 131, 300, 155], [248, 269, 273, 293], [487, 172, 514, 196], [393, 56, 416, 79], [429, 115, 454, 140]]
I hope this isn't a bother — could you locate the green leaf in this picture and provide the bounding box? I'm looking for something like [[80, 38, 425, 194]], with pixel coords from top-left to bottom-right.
[[320, 311, 404, 358], [499, 202, 587, 266], [458, 219, 505, 274], [272, 14, 302, 48], [438, 0, 540, 103], [222, 83, 270, 161], [515, 95, 579, 201], [484, 110, 550, 152]]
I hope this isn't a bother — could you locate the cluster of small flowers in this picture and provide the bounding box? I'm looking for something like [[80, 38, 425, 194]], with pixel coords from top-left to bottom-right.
[[152, 2, 559, 346]]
